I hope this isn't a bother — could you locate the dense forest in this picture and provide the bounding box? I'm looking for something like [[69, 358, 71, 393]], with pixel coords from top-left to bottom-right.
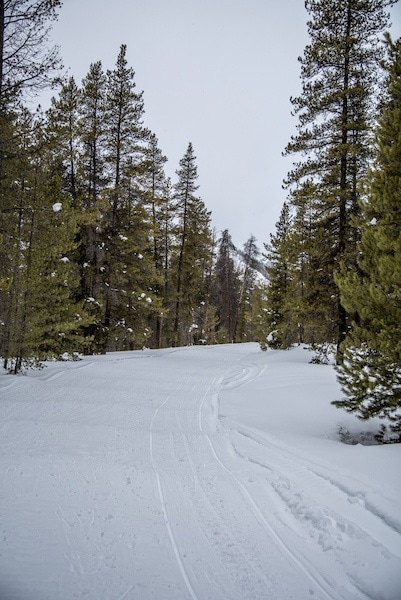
[[0, 0, 400, 439]]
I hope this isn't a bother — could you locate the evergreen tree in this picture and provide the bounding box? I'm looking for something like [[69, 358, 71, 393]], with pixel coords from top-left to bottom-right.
[[213, 229, 240, 343], [185, 210, 215, 345], [0, 0, 62, 328], [0, 110, 91, 372], [234, 235, 260, 343], [101, 198, 163, 352], [284, 0, 394, 351], [264, 202, 295, 348], [138, 133, 172, 347], [47, 77, 81, 204], [75, 60, 107, 350], [157, 177, 175, 346], [41, 48, 170, 353], [140, 134, 168, 265], [334, 36, 401, 441], [245, 280, 270, 348], [80, 61, 107, 207], [100, 44, 152, 350], [170, 143, 213, 346], [104, 44, 146, 219]]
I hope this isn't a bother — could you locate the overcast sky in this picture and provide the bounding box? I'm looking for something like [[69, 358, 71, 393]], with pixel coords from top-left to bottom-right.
[[45, 0, 401, 249]]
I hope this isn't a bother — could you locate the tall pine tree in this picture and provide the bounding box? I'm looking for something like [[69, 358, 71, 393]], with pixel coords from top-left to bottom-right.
[[334, 36, 401, 441], [170, 143, 213, 346], [101, 44, 154, 350], [264, 202, 296, 348], [137, 133, 171, 347], [234, 235, 260, 343], [213, 229, 240, 343], [47, 77, 81, 205], [284, 0, 394, 352]]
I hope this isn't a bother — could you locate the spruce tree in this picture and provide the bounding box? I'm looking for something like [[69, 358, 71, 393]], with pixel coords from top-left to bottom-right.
[[284, 0, 394, 351], [334, 36, 401, 441]]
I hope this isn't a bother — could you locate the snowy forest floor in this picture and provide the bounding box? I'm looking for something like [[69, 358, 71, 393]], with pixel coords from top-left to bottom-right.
[[1, 343, 400, 600]]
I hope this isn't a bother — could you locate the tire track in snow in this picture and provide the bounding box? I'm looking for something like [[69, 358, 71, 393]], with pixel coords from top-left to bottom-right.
[[149, 389, 199, 600], [198, 372, 344, 600]]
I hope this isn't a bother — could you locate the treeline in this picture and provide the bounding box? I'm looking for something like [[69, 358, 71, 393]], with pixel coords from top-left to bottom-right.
[[263, 0, 401, 440], [0, 2, 265, 372]]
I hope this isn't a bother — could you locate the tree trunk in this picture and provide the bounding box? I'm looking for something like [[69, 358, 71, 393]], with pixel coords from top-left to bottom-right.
[[0, 0, 4, 103], [337, 0, 352, 352]]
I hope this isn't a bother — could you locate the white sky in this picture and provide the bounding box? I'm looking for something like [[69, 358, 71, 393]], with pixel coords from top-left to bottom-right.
[[46, 0, 401, 249]]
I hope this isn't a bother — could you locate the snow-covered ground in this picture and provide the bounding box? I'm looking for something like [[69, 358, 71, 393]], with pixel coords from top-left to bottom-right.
[[1, 343, 400, 600]]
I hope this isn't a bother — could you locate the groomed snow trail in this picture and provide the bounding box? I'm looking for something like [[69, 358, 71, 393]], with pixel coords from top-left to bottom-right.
[[1, 344, 400, 600]]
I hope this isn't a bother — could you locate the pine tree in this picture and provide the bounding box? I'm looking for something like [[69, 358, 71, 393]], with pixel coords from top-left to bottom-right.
[[100, 44, 152, 350], [284, 0, 394, 352], [102, 198, 162, 352], [334, 36, 401, 441], [140, 134, 168, 265], [157, 177, 175, 346], [170, 143, 213, 346], [235, 235, 260, 343], [47, 77, 81, 204], [0, 110, 92, 372], [42, 49, 168, 353], [104, 44, 146, 220], [264, 202, 296, 348], [0, 0, 62, 325], [185, 204, 215, 345], [80, 61, 107, 207], [75, 60, 107, 351], [138, 133, 172, 347], [213, 229, 240, 343]]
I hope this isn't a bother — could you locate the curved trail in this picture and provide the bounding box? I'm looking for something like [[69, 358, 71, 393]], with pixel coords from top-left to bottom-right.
[[1, 344, 400, 600], [199, 410, 339, 600], [148, 352, 345, 600]]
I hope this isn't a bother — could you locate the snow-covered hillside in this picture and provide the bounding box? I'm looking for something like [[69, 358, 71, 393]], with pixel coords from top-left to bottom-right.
[[1, 344, 400, 600]]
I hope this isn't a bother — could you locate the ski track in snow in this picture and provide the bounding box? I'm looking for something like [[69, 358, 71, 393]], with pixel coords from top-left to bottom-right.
[[1, 344, 400, 600], [148, 356, 351, 600], [224, 420, 401, 559], [149, 385, 199, 600], [199, 413, 339, 600]]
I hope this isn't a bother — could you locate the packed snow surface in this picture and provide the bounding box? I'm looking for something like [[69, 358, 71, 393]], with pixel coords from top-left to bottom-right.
[[1, 343, 400, 600]]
